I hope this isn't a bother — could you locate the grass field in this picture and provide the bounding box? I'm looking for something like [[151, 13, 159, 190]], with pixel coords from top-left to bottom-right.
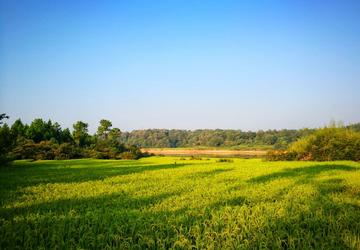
[[1, 157, 360, 249]]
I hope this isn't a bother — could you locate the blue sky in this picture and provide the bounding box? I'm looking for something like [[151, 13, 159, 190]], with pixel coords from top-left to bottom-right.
[[1, 0, 359, 132]]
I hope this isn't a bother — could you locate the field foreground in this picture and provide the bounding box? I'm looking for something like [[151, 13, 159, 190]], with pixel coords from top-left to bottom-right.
[[1, 157, 360, 249]]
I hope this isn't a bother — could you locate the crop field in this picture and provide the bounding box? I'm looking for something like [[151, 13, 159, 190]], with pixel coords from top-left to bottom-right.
[[1, 157, 360, 249]]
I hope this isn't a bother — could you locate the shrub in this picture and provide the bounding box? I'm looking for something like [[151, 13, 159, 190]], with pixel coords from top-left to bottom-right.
[[128, 145, 143, 159], [189, 155, 202, 160], [33, 141, 57, 160], [54, 143, 83, 160], [266, 127, 360, 161], [265, 150, 297, 161], [216, 158, 234, 163], [120, 151, 138, 160], [9, 138, 35, 160], [10, 139, 85, 161]]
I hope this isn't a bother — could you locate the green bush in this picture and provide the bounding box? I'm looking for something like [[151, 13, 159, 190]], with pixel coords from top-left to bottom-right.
[[265, 150, 297, 161], [189, 155, 202, 160], [120, 151, 138, 160], [266, 127, 360, 161], [217, 158, 234, 163], [54, 143, 82, 160], [32, 141, 56, 160], [0, 123, 12, 165], [10, 139, 84, 160]]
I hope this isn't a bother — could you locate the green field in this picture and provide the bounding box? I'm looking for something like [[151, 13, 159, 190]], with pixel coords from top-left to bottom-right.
[[1, 157, 360, 249]]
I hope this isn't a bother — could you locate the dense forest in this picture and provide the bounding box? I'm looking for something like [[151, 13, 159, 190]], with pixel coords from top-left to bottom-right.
[[119, 128, 315, 148], [0, 114, 144, 163], [120, 123, 360, 149], [120, 124, 360, 149]]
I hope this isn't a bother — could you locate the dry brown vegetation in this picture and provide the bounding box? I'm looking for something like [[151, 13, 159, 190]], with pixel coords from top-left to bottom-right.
[[141, 148, 267, 157]]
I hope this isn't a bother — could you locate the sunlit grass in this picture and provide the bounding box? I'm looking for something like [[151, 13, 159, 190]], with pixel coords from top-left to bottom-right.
[[1, 157, 360, 249]]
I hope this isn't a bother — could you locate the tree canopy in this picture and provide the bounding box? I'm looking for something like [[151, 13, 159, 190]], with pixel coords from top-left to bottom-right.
[[0, 116, 145, 163]]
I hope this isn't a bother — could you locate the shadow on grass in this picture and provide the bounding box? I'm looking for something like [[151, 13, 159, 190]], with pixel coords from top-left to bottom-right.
[[210, 195, 250, 208], [1, 162, 360, 249], [212, 174, 360, 248], [9, 159, 148, 169], [184, 168, 234, 179], [0, 161, 191, 190], [0, 190, 182, 219], [0, 190, 191, 249], [2, 175, 359, 249], [249, 164, 357, 184], [268, 176, 360, 249]]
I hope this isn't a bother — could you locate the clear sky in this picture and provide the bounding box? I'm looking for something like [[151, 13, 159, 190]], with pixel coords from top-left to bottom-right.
[[1, 0, 359, 132]]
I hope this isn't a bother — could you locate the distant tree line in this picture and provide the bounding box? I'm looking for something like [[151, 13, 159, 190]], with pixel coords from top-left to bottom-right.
[[119, 129, 316, 149], [118, 124, 360, 149], [1, 113, 360, 163], [0, 114, 145, 164]]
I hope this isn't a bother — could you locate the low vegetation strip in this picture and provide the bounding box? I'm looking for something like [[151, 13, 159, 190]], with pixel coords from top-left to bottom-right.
[[141, 148, 267, 157], [1, 157, 360, 249]]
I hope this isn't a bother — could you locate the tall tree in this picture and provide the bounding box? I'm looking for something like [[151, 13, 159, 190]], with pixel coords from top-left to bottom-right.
[[97, 119, 112, 139], [108, 128, 121, 141], [26, 118, 47, 143], [0, 115, 12, 163], [72, 121, 89, 147], [10, 119, 27, 142], [60, 128, 74, 144]]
